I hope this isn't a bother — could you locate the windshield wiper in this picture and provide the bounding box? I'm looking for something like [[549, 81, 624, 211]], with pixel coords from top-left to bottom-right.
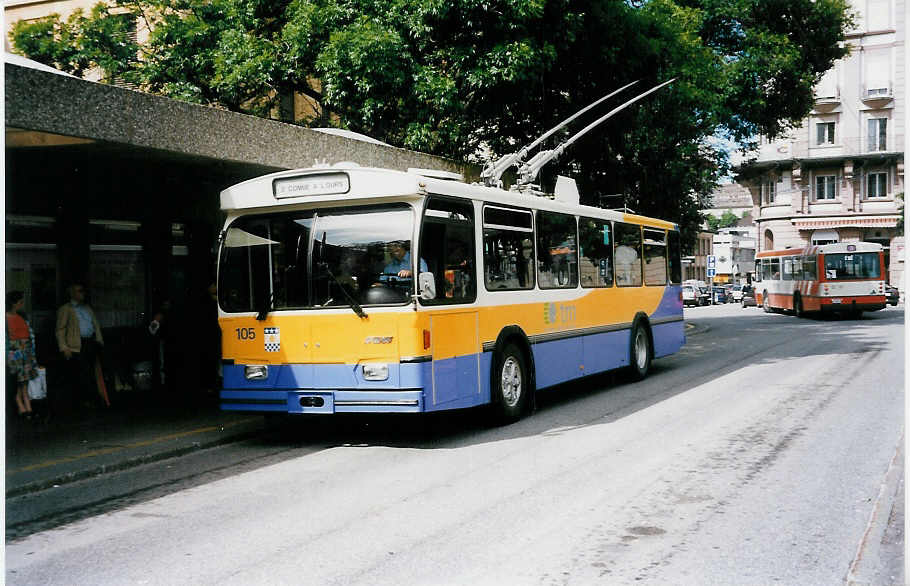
[[320, 262, 368, 319], [256, 290, 273, 321]]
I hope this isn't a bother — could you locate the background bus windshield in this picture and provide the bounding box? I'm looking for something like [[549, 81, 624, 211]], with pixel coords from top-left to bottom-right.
[[219, 204, 414, 312], [823, 252, 880, 280]]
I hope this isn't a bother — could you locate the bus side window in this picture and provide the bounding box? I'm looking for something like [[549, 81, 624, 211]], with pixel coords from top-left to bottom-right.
[[419, 197, 476, 304], [667, 230, 682, 284], [643, 228, 667, 286], [579, 217, 613, 287], [614, 223, 643, 287], [536, 211, 578, 289], [769, 258, 781, 280], [803, 256, 817, 280], [483, 206, 534, 291]]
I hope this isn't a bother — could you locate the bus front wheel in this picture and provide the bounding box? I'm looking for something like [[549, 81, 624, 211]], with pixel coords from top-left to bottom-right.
[[629, 322, 652, 381], [493, 343, 529, 423]]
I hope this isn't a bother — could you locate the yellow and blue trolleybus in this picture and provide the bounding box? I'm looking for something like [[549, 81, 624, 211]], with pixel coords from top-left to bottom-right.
[[217, 164, 685, 422]]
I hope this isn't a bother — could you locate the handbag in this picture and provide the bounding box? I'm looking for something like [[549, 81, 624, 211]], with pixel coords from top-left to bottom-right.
[[27, 367, 47, 400]]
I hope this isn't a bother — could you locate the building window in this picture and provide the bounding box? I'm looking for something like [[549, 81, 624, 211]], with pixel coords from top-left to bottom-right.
[[815, 175, 838, 201], [867, 172, 888, 198], [864, 49, 891, 97], [811, 230, 839, 245], [865, 0, 892, 31], [868, 118, 887, 152], [764, 230, 774, 251], [816, 122, 835, 145], [761, 180, 776, 204]]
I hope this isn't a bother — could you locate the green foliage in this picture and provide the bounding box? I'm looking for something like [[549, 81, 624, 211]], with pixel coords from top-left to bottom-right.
[[705, 209, 741, 232], [9, 4, 138, 81], [9, 0, 852, 251]]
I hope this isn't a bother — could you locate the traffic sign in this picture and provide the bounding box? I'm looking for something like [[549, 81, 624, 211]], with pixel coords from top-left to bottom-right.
[[706, 267, 716, 277], [707, 255, 716, 269]]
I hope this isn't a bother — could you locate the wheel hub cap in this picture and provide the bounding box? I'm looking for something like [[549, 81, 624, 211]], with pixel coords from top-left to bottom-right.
[[501, 357, 522, 407]]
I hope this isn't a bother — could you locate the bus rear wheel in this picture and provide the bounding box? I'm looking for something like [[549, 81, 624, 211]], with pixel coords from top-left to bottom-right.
[[628, 322, 652, 381], [493, 343, 530, 423]]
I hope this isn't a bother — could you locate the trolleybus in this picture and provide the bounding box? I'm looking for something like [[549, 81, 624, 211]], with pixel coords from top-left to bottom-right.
[[216, 165, 685, 421], [753, 242, 886, 318]]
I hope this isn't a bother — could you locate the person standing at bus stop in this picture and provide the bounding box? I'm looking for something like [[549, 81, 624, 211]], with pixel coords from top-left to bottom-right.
[[6, 291, 37, 418], [56, 283, 107, 409]]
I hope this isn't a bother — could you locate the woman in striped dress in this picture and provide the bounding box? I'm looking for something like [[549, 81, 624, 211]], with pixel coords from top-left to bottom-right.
[[6, 291, 37, 417]]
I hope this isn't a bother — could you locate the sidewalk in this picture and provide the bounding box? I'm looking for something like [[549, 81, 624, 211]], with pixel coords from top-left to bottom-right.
[[5, 394, 265, 498]]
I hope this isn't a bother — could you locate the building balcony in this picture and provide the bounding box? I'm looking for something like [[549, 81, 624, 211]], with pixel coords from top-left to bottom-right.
[[862, 85, 894, 107], [749, 135, 904, 167]]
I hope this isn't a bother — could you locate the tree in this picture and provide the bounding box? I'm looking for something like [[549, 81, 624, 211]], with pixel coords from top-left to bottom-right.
[[9, 0, 852, 253], [706, 210, 741, 232]]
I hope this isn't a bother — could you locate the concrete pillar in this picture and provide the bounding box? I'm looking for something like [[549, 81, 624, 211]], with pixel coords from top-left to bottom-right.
[[55, 196, 89, 300]]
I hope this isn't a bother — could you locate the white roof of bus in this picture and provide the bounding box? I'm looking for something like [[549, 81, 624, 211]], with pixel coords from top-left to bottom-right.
[[755, 241, 883, 257], [220, 164, 676, 229]]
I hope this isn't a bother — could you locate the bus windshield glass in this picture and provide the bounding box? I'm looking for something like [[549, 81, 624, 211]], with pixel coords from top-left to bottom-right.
[[219, 204, 415, 312], [823, 252, 881, 280]]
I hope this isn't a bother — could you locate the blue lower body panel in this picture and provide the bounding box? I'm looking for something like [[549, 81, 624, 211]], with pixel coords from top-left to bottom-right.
[[652, 320, 685, 359], [221, 318, 684, 415], [220, 360, 488, 414]]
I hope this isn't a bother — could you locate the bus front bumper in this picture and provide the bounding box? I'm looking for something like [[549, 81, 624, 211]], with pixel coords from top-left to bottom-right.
[[818, 296, 886, 312], [220, 389, 425, 414]]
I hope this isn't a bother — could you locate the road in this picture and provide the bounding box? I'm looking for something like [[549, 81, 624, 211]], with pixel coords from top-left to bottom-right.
[[6, 303, 905, 585]]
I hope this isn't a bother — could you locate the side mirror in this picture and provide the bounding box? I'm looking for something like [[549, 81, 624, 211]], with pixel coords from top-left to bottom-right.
[[418, 272, 436, 300]]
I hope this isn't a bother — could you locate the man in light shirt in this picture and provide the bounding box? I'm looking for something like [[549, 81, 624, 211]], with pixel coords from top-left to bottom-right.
[[56, 283, 105, 408]]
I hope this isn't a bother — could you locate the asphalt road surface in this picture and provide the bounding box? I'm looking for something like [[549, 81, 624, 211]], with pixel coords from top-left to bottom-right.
[[6, 303, 905, 585]]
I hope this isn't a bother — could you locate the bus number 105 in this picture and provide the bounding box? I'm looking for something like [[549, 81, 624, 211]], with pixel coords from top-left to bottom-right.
[[236, 327, 256, 340]]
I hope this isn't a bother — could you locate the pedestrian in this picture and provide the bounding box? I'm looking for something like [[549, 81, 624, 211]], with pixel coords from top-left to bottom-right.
[[6, 291, 37, 418], [56, 282, 109, 409]]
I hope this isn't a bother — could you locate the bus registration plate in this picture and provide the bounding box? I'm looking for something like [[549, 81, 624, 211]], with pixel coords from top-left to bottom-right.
[[831, 298, 842, 304]]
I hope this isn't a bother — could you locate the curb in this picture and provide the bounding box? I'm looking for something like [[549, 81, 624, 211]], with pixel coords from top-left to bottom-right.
[[846, 433, 905, 585], [5, 424, 262, 499]]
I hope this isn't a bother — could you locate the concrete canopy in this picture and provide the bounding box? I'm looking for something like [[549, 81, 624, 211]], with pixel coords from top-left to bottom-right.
[[5, 58, 470, 197]]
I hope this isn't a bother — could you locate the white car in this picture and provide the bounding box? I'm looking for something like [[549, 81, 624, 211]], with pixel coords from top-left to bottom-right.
[[731, 284, 744, 302], [682, 285, 698, 306]]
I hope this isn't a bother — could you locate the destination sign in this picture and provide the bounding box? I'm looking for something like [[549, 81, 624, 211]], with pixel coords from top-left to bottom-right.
[[274, 173, 350, 198]]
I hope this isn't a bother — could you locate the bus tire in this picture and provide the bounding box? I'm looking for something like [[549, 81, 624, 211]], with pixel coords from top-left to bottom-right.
[[493, 343, 529, 423], [793, 293, 803, 318], [762, 291, 772, 313], [628, 321, 652, 381]]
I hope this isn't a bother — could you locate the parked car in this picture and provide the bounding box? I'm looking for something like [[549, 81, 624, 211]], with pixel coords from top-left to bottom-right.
[[885, 284, 899, 306], [741, 284, 757, 307], [730, 284, 744, 302], [712, 286, 728, 304], [697, 286, 710, 306], [682, 285, 698, 307]]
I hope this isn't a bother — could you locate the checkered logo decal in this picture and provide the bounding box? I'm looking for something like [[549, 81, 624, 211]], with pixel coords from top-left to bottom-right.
[[264, 327, 280, 352]]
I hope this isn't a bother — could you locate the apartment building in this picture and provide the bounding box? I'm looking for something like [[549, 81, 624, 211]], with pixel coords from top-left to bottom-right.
[[735, 0, 905, 287]]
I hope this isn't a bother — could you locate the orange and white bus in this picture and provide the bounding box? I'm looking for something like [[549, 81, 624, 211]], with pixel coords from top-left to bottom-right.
[[216, 164, 685, 422], [753, 242, 886, 318]]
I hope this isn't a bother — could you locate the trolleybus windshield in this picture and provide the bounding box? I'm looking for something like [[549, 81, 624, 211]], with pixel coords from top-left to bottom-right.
[[823, 252, 881, 280], [219, 204, 416, 312]]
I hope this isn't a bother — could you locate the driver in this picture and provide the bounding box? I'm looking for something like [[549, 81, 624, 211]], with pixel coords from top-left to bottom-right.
[[377, 241, 428, 285]]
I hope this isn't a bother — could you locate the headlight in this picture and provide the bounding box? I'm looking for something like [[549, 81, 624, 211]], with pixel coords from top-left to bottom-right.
[[245, 365, 268, 380], [362, 363, 389, 381]]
